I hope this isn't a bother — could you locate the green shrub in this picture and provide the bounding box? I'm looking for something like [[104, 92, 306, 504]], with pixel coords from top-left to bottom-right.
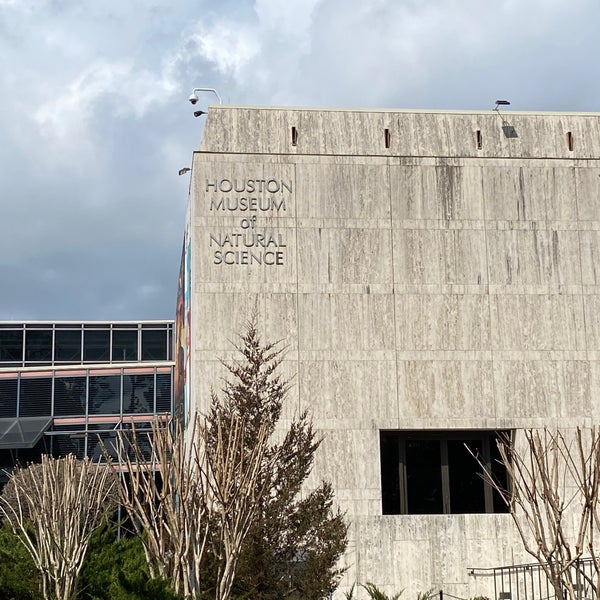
[[361, 582, 404, 600], [79, 523, 183, 600], [0, 524, 41, 600]]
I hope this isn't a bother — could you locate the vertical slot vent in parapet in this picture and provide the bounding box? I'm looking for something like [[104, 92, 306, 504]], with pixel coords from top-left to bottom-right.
[[384, 128, 391, 149], [476, 130, 483, 150], [291, 126, 298, 146], [566, 131, 574, 151]]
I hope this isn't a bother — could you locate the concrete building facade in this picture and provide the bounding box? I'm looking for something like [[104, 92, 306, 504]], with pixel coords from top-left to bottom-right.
[[182, 106, 600, 598]]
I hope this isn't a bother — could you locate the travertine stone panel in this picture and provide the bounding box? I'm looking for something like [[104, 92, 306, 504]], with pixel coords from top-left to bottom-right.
[[310, 429, 380, 491], [546, 167, 578, 221], [397, 360, 495, 419], [193, 292, 297, 352], [299, 359, 398, 427], [588, 363, 600, 421], [395, 294, 490, 350], [583, 295, 600, 348], [482, 166, 577, 222], [493, 361, 561, 419], [483, 166, 537, 221], [490, 294, 586, 350], [486, 229, 581, 285], [390, 165, 484, 221], [297, 228, 392, 285], [393, 229, 488, 285], [558, 361, 591, 419], [296, 162, 391, 220], [579, 230, 600, 284], [298, 293, 395, 351], [576, 167, 600, 221]]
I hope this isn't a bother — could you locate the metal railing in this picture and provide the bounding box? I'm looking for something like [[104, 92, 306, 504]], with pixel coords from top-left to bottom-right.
[[468, 558, 597, 600]]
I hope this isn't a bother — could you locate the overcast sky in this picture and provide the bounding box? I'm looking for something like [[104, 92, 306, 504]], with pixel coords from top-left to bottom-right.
[[1, 0, 599, 321]]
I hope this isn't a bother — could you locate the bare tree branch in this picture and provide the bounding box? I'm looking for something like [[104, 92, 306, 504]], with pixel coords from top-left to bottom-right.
[[0, 454, 117, 600]]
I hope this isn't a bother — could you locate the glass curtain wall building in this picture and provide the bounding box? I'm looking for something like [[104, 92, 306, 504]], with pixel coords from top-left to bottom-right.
[[0, 321, 174, 486]]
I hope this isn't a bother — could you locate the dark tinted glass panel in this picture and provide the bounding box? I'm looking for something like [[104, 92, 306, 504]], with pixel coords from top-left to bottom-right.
[[0, 379, 18, 418], [83, 329, 110, 362], [25, 330, 52, 363], [123, 374, 154, 413], [141, 329, 167, 360], [88, 375, 121, 415], [156, 373, 172, 412], [448, 439, 485, 513], [380, 432, 400, 514], [87, 428, 120, 462], [0, 330, 23, 362], [51, 426, 86, 460], [19, 377, 52, 416], [406, 439, 443, 514], [112, 330, 138, 361], [14, 437, 48, 465], [491, 434, 510, 513], [54, 329, 82, 362], [54, 376, 86, 416]]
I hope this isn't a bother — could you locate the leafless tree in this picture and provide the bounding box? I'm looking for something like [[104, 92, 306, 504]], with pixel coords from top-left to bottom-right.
[[110, 417, 210, 599], [204, 412, 273, 600], [475, 428, 600, 600], [112, 411, 273, 600], [0, 454, 117, 600]]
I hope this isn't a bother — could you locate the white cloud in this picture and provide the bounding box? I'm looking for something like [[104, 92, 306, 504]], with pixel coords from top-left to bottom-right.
[[191, 21, 260, 80]]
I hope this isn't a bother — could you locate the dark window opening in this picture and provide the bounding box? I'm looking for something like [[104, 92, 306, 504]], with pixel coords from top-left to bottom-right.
[[25, 330, 53, 364], [384, 128, 391, 148], [0, 379, 18, 418], [567, 131, 574, 151], [83, 329, 110, 362], [141, 329, 167, 361], [476, 130, 482, 149], [0, 330, 23, 363], [112, 329, 138, 362], [54, 329, 82, 362], [54, 376, 86, 416], [19, 377, 52, 417], [380, 430, 510, 515], [291, 126, 298, 146]]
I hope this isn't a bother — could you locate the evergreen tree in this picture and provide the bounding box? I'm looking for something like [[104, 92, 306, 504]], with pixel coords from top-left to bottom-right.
[[206, 319, 348, 599]]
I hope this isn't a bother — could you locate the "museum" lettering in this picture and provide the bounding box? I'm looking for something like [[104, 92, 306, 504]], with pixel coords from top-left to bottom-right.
[[209, 196, 286, 212]]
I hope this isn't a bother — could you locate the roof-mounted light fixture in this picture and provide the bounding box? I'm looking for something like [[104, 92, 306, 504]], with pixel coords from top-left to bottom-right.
[[493, 100, 518, 138], [494, 99, 511, 112]]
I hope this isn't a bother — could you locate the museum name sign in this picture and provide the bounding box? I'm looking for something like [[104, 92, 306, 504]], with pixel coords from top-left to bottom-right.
[[206, 178, 291, 266]]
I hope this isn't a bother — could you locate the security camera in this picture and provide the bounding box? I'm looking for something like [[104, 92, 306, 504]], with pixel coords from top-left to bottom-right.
[[188, 94, 198, 105]]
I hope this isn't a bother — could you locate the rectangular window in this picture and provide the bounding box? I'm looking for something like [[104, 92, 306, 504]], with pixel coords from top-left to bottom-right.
[[112, 329, 138, 362], [380, 430, 510, 515], [54, 376, 86, 416], [54, 329, 82, 362], [19, 377, 52, 417], [83, 328, 110, 362], [25, 329, 53, 364], [0, 329, 23, 364], [141, 329, 167, 361]]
